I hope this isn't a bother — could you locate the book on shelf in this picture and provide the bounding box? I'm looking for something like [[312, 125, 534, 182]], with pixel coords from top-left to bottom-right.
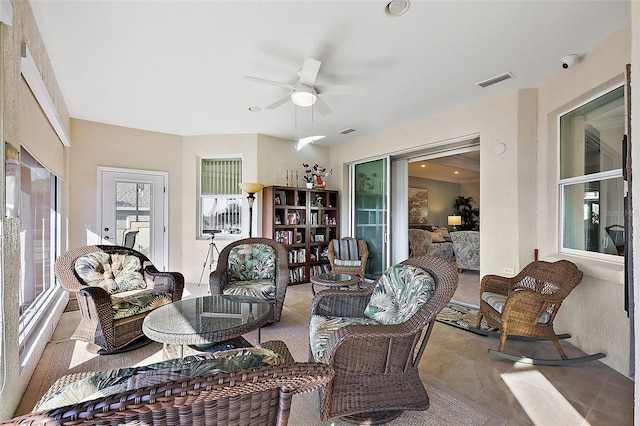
[[287, 248, 306, 264], [288, 266, 306, 283]]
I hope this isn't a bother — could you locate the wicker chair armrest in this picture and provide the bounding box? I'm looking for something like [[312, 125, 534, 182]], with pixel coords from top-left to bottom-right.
[[310, 290, 371, 317], [272, 242, 290, 302], [209, 268, 229, 294], [506, 287, 564, 307], [480, 274, 514, 295], [78, 286, 113, 308], [143, 267, 184, 299], [359, 241, 369, 266]]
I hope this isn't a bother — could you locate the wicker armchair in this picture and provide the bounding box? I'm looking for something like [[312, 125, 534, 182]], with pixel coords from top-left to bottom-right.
[[327, 237, 369, 282], [54, 245, 184, 354], [2, 341, 334, 426], [210, 238, 288, 323], [476, 260, 584, 361], [309, 256, 458, 423]]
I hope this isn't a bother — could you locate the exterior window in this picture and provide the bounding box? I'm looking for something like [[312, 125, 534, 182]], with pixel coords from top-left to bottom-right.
[[559, 86, 625, 258], [19, 149, 60, 354], [199, 158, 242, 237]]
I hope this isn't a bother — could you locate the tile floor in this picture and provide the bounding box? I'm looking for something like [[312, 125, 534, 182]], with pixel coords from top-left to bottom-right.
[[15, 271, 634, 425]]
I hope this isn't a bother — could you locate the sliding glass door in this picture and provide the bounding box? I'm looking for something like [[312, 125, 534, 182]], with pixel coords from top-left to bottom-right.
[[352, 157, 389, 279]]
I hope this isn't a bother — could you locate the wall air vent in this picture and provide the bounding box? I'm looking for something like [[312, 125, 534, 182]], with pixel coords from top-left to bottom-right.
[[339, 128, 356, 135], [477, 72, 514, 88]]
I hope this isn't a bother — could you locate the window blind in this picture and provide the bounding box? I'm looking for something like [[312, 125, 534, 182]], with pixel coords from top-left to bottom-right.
[[201, 158, 242, 195]]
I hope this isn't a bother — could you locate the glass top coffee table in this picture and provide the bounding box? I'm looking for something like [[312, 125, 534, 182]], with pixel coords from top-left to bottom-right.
[[143, 294, 271, 358], [310, 272, 361, 295]]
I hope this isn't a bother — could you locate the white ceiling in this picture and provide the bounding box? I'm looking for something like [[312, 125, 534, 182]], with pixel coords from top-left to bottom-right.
[[29, 1, 630, 147]]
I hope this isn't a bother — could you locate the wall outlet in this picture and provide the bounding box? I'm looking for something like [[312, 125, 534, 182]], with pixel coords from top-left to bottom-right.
[[503, 267, 515, 275]]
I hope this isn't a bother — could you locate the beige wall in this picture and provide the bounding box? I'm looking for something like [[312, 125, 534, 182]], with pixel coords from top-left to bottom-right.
[[328, 25, 631, 374], [330, 89, 529, 276], [70, 120, 183, 270], [0, 1, 71, 419]]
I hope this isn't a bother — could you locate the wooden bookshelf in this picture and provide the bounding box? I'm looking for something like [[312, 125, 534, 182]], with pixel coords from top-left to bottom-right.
[[262, 186, 339, 284]]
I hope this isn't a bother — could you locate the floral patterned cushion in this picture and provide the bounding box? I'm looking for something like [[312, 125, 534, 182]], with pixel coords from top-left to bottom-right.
[[35, 348, 285, 412], [222, 279, 276, 300], [111, 289, 173, 319], [228, 244, 276, 282], [309, 315, 379, 363], [363, 264, 436, 325], [74, 252, 146, 294]]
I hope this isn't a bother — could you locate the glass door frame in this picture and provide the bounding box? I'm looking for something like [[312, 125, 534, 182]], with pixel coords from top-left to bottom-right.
[[97, 167, 168, 270], [349, 155, 391, 279]]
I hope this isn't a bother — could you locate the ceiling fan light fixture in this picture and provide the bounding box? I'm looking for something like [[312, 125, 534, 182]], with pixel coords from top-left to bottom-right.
[[291, 85, 317, 107]]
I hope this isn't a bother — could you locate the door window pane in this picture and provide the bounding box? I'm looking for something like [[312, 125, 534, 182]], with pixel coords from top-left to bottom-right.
[[116, 181, 151, 255]]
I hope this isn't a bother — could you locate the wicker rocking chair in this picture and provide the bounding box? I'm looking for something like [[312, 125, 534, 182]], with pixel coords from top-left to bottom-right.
[[476, 260, 606, 365]]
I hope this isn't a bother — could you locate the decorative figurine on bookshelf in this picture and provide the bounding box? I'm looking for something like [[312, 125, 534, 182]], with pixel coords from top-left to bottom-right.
[[313, 164, 333, 189], [315, 195, 323, 206]]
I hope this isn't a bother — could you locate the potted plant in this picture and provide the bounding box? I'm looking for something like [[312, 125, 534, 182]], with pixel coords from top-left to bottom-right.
[[453, 196, 479, 230], [302, 163, 314, 188]]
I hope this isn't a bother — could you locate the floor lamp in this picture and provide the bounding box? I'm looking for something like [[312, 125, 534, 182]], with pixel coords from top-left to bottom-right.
[[238, 182, 264, 238]]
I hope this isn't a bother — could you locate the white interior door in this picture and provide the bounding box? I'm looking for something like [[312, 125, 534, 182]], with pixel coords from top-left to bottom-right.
[[98, 167, 168, 270]]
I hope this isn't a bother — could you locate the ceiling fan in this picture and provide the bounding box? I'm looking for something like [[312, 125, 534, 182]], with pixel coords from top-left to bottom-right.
[[243, 57, 334, 115]]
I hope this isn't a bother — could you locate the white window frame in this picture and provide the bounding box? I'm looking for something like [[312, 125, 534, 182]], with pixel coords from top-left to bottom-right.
[[18, 149, 62, 360], [197, 155, 243, 239], [557, 84, 625, 262]]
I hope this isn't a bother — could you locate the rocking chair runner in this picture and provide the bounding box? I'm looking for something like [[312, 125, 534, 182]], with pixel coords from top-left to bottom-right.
[[476, 260, 606, 365]]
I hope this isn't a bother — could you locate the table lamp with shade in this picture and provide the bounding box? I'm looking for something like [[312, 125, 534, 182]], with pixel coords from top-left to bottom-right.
[[448, 215, 462, 231], [238, 182, 264, 238]]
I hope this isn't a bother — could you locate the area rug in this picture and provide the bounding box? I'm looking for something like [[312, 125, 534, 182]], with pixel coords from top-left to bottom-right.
[[436, 302, 491, 332]]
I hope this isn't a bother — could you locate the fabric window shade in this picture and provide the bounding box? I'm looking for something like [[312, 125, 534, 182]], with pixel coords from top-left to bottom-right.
[[18, 77, 65, 179], [201, 158, 242, 195]]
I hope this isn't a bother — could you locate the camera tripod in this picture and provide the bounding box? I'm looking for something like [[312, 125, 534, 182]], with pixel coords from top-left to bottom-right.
[[198, 233, 221, 287]]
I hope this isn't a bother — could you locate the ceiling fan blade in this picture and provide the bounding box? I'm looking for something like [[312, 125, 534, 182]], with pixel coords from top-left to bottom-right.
[[265, 95, 291, 110], [299, 58, 321, 85], [243, 75, 294, 90], [314, 96, 333, 116], [315, 84, 363, 95]]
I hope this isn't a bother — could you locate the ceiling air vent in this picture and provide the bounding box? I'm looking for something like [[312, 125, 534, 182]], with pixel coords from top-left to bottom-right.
[[477, 72, 513, 88], [339, 128, 356, 135]]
